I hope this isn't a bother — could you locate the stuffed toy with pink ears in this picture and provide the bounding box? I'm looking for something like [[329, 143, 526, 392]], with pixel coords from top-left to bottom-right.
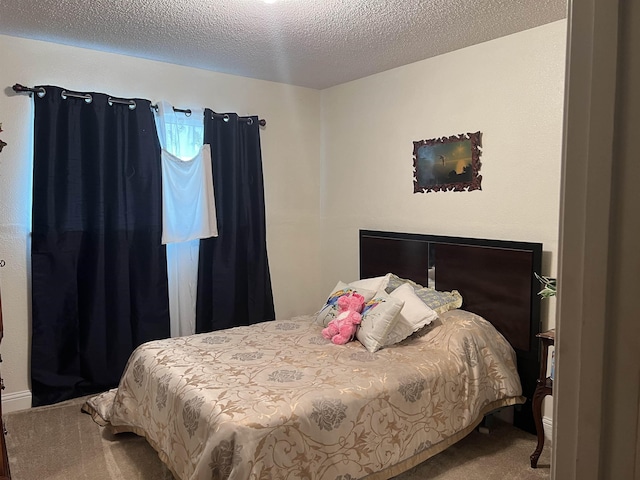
[[322, 292, 365, 345]]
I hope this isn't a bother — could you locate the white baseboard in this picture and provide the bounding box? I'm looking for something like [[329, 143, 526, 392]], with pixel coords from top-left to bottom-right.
[[543, 415, 553, 444], [2, 390, 32, 413]]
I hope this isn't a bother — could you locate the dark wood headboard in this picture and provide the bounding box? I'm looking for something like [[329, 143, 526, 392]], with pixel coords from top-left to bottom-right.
[[359, 230, 542, 433]]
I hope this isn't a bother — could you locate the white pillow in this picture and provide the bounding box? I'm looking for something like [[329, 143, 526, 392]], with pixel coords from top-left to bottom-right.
[[384, 283, 439, 346], [348, 274, 391, 292], [356, 290, 404, 353], [316, 281, 376, 327]]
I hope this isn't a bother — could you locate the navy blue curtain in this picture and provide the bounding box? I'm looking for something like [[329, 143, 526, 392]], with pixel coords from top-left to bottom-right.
[[30, 86, 170, 406], [196, 111, 275, 332]]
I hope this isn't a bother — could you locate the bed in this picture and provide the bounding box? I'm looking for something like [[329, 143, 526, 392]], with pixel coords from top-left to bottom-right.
[[84, 230, 542, 480]]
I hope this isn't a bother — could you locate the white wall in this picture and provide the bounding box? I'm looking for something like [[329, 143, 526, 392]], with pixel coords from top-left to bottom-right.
[[0, 34, 323, 410], [320, 21, 566, 326]]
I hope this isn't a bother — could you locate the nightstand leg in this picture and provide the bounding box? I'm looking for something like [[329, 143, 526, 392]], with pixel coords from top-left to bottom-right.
[[530, 385, 548, 468]]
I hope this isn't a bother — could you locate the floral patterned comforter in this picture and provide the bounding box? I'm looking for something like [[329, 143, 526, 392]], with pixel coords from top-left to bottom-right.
[[84, 309, 524, 480]]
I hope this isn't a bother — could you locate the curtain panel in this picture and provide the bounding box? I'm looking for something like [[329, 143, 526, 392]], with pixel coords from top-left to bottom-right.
[[30, 86, 170, 406], [196, 111, 275, 332], [154, 100, 213, 338]]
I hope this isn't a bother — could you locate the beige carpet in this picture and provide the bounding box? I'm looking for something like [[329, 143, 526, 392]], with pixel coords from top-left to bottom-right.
[[4, 396, 551, 480]]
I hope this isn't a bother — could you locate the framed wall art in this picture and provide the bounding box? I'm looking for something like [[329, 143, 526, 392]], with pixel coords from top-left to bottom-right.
[[413, 131, 482, 193]]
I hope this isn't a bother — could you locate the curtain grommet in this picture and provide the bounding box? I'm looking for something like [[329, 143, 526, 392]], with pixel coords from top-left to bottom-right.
[[61, 90, 93, 104], [108, 97, 137, 110]]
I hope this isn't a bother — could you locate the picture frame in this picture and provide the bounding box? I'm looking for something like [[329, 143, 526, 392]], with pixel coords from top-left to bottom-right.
[[413, 131, 482, 193]]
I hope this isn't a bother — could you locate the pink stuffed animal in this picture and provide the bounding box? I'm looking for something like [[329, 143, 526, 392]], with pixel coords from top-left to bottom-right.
[[322, 293, 365, 345]]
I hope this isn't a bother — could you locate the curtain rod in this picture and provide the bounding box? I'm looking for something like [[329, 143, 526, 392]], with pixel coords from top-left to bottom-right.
[[11, 84, 267, 127], [148, 104, 265, 126]]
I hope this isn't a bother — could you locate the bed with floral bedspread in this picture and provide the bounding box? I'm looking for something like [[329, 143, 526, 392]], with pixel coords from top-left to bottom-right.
[[84, 309, 524, 480]]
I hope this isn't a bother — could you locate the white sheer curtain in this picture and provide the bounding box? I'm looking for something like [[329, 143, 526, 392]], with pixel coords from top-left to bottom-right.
[[154, 101, 217, 337]]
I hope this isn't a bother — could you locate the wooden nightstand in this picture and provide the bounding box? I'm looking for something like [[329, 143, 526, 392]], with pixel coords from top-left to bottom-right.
[[530, 328, 554, 468]]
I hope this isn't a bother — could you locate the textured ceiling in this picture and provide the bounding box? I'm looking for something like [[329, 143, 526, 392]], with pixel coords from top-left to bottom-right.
[[0, 0, 567, 90]]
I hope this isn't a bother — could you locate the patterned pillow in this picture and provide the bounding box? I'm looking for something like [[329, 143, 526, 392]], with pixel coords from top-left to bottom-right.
[[384, 283, 439, 346], [316, 281, 376, 327], [356, 290, 404, 353], [385, 273, 463, 315], [384, 273, 424, 292], [413, 287, 462, 314]]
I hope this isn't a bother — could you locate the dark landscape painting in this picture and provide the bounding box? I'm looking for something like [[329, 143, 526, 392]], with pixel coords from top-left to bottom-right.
[[413, 131, 482, 193]]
